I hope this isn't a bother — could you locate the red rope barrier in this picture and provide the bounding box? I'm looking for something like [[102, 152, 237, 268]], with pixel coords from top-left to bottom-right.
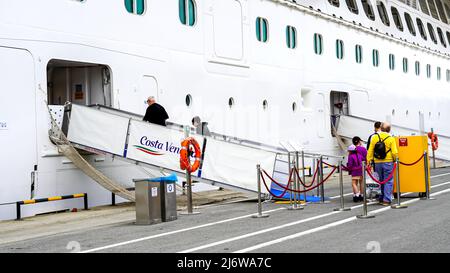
[[293, 164, 319, 188], [365, 163, 397, 185], [260, 172, 292, 199], [262, 169, 294, 190], [322, 161, 336, 168], [399, 154, 425, 166], [260, 166, 337, 194]]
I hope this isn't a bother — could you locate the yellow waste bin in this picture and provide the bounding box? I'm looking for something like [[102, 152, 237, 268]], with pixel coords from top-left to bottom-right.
[[393, 135, 430, 195]]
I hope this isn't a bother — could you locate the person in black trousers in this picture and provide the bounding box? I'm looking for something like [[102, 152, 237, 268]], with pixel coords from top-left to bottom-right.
[[143, 96, 169, 126]]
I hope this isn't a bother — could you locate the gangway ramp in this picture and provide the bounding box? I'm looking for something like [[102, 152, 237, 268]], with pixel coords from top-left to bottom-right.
[[336, 115, 450, 161], [65, 104, 277, 197]]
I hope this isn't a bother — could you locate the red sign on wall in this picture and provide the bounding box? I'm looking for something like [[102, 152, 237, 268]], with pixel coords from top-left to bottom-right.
[[399, 138, 408, 147]]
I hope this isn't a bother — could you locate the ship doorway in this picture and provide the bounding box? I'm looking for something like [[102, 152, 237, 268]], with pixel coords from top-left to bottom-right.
[[47, 60, 112, 106], [330, 91, 349, 135]]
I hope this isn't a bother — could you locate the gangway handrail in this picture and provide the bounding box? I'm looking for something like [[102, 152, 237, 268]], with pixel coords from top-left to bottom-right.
[[342, 114, 450, 140], [85, 104, 344, 159], [86, 104, 288, 154]]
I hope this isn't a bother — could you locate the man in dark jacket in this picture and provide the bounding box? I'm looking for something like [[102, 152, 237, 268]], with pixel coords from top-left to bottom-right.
[[143, 96, 169, 126]]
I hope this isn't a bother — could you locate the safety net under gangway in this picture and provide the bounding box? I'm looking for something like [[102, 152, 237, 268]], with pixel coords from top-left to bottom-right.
[[48, 105, 135, 201]]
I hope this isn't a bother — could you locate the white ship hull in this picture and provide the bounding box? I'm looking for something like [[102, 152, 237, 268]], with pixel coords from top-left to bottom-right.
[[0, 0, 449, 220]]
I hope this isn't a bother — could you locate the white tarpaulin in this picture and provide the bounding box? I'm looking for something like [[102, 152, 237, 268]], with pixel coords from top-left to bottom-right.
[[67, 105, 276, 193], [200, 138, 274, 193], [68, 104, 129, 156], [126, 120, 203, 171]]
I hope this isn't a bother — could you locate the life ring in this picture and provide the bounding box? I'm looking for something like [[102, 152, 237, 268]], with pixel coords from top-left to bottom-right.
[[428, 132, 439, 151], [180, 137, 202, 173]]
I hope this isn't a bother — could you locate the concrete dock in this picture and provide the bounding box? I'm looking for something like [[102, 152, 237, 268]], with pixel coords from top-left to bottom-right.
[[1, 168, 450, 253]]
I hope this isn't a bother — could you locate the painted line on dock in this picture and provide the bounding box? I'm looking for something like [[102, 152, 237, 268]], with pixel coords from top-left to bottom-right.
[[179, 180, 450, 253], [82, 179, 450, 253], [178, 202, 372, 253], [234, 186, 450, 253], [79, 207, 285, 253]]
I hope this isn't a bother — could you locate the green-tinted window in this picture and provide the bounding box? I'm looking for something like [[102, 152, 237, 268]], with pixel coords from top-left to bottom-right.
[[403, 58, 408, 73], [427, 64, 432, 78], [179, 0, 196, 26], [314, 33, 323, 55], [437, 67, 441, 80], [286, 25, 297, 49], [355, 44, 362, 63], [256, 17, 268, 42], [372, 49, 379, 67], [336, 39, 344, 60], [389, 54, 395, 70], [125, 0, 146, 15], [415, 61, 420, 76]]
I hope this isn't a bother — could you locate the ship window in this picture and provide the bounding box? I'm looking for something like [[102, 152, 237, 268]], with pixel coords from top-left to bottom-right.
[[263, 100, 268, 110], [377, 1, 390, 26], [418, 0, 430, 15], [427, 23, 437, 44], [256, 17, 269, 42], [447, 69, 450, 82], [437, 67, 441, 80], [228, 97, 234, 108], [435, 0, 448, 24], [404, 12, 416, 36], [346, 0, 359, 14], [328, 0, 340, 7], [355, 44, 363, 63], [292, 102, 297, 112], [372, 49, 379, 67], [389, 54, 395, 70], [314, 33, 323, 55], [403, 57, 408, 73], [125, 0, 146, 15], [391, 7, 403, 31], [286, 25, 297, 49], [361, 0, 375, 21], [179, 0, 196, 26], [185, 94, 192, 107], [336, 39, 344, 60], [437, 27, 447, 47], [415, 61, 420, 76], [426, 64, 432, 78], [426, 0, 440, 20], [416, 18, 427, 40]]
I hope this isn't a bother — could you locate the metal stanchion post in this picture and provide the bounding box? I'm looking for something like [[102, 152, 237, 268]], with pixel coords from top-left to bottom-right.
[[391, 158, 407, 209], [357, 161, 375, 219], [287, 152, 293, 208], [289, 153, 303, 210], [319, 156, 328, 204], [334, 159, 350, 211], [253, 164, 269, 218], [301, 151, 307, 206], [421, 151, 435, 200], [181, 125, 200, 215]]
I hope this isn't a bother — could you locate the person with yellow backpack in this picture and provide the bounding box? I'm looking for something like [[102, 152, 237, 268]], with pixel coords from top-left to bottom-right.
[[367, 122, 398, 206]]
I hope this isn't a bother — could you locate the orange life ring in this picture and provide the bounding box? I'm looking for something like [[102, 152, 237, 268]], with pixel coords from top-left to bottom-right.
[[428, 132, 439, 151], [180, 137, 202, 173]]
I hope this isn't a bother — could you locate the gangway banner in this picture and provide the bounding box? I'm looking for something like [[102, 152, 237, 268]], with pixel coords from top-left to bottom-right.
[[68, 104, 275, 193]]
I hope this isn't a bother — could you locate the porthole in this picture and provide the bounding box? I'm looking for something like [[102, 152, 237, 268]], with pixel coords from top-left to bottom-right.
[[185, 94, 192, 107], [392, 109, 395, 116], [263, 100, 268, 110], [228, 97, 235, 109], [292, 102, 297, 112], [406, 110, 409, 116]]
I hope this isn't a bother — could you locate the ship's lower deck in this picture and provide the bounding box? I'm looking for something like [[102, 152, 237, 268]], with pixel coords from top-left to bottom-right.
[[1, 167, 450, 253]]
